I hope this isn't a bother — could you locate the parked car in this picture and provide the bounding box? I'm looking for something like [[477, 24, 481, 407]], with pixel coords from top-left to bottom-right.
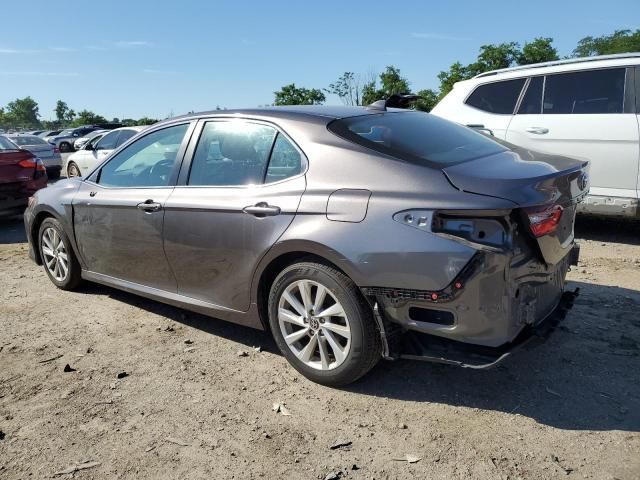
[[65, 126, 143, 177], [431, 52, 640, 219], [0, 136, 47, 217], [38, 130, 62, 139], [4, 134, 63, 179], [47, 126, 103, 153], [25, 103, 587, 386], [73, 129, 108, 150]]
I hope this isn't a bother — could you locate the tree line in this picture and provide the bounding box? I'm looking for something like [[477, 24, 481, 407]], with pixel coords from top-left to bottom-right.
[[0, 98, 159, 130], [1, 29, 638, 129], [273, 29, 640, 110]]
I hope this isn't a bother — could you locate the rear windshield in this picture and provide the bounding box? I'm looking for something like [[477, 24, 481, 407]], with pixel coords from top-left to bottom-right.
[[328, 111, 506, 167], [9, 135, 48, 146], [0, 136, 18, 150]]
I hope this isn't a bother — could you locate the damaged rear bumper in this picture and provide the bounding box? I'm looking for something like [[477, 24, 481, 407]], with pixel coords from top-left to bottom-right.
[[396, 287, 579, 368]]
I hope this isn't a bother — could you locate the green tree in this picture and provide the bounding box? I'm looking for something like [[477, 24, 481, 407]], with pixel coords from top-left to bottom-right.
[[361, 66, 411, 105], [437, 61, 473, 98], [137, 117, 159, 125], [5, 96, 41, 128], [274, 83, 326, 105], [518, 37, 559, 65], [54, 100, 69, 124], [414, 89, 439, 112], [326, 72, 362, 106], [71, 110, 107, 127], [573, 29, 640, 57]]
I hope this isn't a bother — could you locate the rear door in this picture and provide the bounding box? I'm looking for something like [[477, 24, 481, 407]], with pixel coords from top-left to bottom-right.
[[73, 122, 193, 291], [506, 67, 640, 201], [163, 119, 306, 312], [456, 78, 526, 139]]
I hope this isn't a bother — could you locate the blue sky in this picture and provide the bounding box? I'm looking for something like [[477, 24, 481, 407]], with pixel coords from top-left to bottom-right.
[[1, 0, 638, 120]]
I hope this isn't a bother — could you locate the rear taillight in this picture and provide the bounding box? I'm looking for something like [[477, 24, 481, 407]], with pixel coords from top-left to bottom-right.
[[53, 147, 60, 154], [526, 205, 563, 237], [18, 158, 36, 168]]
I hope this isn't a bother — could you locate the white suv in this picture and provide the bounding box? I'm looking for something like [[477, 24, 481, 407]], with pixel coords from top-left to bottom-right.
[[432, 53, 640, 218]]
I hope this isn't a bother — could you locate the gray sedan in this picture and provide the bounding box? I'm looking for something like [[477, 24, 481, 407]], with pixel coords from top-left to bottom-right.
[[3, 134, 63, 178], [24, 101, 587, 386]]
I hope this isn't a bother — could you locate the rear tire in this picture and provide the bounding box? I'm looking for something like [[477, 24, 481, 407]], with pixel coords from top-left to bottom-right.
[[46, 167, 61, 180], [59, 142, 72, 153], [38, 218, 83, 290], [268, 262, 381, 387]]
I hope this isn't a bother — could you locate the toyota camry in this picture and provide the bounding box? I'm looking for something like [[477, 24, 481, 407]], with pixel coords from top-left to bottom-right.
[[25, 98, 587, 386]]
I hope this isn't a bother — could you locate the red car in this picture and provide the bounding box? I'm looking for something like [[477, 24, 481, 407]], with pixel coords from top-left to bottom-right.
[[0, 136, 48, 217]]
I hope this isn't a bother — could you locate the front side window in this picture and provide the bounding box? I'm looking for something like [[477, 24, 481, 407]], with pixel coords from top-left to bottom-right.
[[517, 76, 544, 114], [465, 78, 526, 114], [188, 121, 277, 186], [97, 123, 189, 187], [115, 129, 137, 147], [543, 68, 625, 114], [329, 112, 507, 167], [95, 130, 120, 151]]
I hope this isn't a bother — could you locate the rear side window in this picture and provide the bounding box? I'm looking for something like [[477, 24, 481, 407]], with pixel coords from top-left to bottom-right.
[[517, 76, 544, 114], [543, 68, 625, 114], [328, 112, 507, 167], [265, 134, 302, 183], [0, 137, 18, 150], [465, 79, 525, 114], [188, 121, 277, 186]]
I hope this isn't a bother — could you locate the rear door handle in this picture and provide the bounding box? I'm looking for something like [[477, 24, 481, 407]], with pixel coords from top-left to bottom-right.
[[243, 202, 281, 217], [137, 199, 162, 213], [526, 127, 549, 135]]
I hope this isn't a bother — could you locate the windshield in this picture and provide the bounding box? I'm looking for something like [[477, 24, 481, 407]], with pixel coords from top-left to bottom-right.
[[9, 135, 48, 146], [328, 111, 507, 167], [58, 129, 74, 136], [0, 136, 19, 150]]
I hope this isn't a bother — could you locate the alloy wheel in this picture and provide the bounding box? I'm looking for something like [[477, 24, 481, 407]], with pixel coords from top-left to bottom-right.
[[278, 279, 352, 370], [41, 227, 69, 282]]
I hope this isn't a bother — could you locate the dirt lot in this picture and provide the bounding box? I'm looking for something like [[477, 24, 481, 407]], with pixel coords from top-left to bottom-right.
[[1, 214, 639, 480]]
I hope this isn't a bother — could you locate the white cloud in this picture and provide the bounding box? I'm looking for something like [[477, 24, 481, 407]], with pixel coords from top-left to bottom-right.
[[49, 46, 76, 52], [114, 40, 153, 48], [0, 47, 40, 54], [411, 32, 470, 41], [0, 71, 80, 77]]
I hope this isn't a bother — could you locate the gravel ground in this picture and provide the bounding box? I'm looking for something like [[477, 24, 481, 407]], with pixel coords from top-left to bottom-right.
[[1, 213, 639, 480]]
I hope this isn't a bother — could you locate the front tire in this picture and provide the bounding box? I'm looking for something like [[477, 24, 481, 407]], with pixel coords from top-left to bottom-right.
[[38, 218, 82, 290], [268, 262, 381, 387], [67, 162, 81, 178]]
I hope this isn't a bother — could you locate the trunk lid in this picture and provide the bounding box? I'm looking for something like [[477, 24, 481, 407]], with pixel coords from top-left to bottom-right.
[[22, 144, 55, 158], [442, 148, 589, 265]]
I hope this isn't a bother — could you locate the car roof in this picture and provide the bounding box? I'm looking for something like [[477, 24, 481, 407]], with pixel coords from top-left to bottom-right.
[[470, 52, 640, 82], [163, 105, 406, 127]]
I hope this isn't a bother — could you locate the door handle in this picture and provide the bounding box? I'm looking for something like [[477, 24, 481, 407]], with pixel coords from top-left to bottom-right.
[[526, 127, 549, 135], [137, 199, 162, 213], [243, 202, 281, 217]]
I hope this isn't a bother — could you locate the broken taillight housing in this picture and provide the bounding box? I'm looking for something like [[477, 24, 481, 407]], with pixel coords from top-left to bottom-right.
[[526, 205, 563, 238]]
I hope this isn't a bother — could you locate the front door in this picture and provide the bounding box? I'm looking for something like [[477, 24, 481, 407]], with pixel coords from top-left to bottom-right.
[[506, 68, 640, 199], [73, 123, 192, 291], [163, 120, 306, 311]]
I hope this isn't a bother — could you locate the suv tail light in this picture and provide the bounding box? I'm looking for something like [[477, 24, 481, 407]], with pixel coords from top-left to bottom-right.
[[526, 205, 563, 237]]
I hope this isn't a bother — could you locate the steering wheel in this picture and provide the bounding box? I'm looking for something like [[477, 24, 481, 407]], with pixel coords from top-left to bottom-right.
[[148, 158, 174, 183]]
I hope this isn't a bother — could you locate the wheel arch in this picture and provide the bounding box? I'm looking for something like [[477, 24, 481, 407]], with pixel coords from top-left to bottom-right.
[[253, 241, 361, 332], [30, 207, 81, 267]]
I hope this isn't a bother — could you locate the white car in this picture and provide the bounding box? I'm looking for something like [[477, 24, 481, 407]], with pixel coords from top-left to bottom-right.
[[65, 126, 144, 177], [431, 53, 640, 218], [73, 129, 108, 150]]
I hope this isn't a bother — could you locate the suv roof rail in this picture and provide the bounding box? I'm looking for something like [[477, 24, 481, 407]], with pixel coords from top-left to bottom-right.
[[474, 52, 640, 79], [367, 93, 421, 111]]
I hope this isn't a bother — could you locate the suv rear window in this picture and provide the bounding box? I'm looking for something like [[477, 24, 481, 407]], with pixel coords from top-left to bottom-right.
[[328, 112, 507, 167], [465, 78, 526, 114]]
